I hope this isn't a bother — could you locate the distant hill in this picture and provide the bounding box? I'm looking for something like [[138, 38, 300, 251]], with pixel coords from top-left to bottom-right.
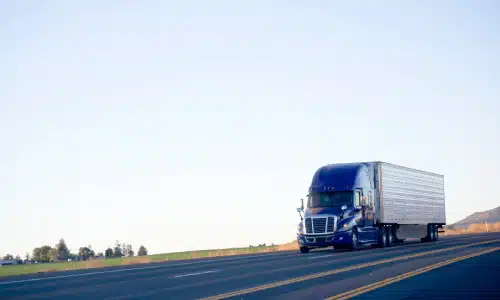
[[449, 206, 500, 229]]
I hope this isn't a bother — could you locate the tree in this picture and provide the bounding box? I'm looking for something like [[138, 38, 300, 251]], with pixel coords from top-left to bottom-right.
[[125, 244, 134, 257], [113, 241, 123, 258], [104, 248, 113, 258], [2, 254, 14, 260], [78, 246, 95, 261], [25, 253, 30, 261], [33, 246, 52, 262], [137, 245, 148, 256], [48, 248, 58, 262], [32, 247, 41, 261], [121, 242, 127, 258], [55, 238, 70, 261]]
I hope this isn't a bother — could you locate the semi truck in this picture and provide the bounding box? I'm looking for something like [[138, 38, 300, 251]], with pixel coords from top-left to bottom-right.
[[296, 161, 446, 253]]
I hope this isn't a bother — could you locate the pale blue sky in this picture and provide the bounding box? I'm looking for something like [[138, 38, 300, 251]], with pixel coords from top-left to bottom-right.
[[1, 0, 499, 257]]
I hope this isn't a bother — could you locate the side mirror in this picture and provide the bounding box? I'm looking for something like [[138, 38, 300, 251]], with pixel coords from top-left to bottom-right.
[[296, 204, 303, 220], [340, 205, 347, 219], [300, 198, 304, 211], [361, 196, 367, 206]]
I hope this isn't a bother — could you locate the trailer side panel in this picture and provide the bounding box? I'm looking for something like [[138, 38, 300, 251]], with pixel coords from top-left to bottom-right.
[[379, 162, 446, 225]]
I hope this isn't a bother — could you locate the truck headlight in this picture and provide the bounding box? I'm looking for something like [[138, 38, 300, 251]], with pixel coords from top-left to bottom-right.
[[337, 223, 350, 232], [297, 223, 304, 234]]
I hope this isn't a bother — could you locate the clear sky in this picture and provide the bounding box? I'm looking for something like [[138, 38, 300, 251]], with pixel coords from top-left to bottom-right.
[[1, 0, 499, 257]]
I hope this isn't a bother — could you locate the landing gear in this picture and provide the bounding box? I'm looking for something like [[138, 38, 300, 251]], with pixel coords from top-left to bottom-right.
[[299, 246, 310, 254]]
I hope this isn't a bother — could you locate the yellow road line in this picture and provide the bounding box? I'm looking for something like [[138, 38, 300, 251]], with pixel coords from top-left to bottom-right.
[[199, 239, 499, 300], [325, 246, 500, 300]]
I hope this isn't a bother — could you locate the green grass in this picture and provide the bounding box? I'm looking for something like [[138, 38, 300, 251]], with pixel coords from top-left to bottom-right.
[[0, 244, 280, 277]]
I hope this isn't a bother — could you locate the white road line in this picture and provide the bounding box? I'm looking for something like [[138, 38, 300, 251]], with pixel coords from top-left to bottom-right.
[[171, 270, 220, 278], [308, 254, 336, 259], [0, 252, 291, 286]]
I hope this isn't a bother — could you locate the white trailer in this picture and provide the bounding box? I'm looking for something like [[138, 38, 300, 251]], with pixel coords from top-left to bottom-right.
[[377, 162, 446, 241]]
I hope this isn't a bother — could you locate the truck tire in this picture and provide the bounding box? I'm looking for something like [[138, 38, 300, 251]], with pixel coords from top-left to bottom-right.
[[299, 246, 310, 254], [378, 226, 387, 248], [431, 225, 438, 242], [349, 227, 359, 251], [421, 224, 434, 243], [386, 226, 394, 247]]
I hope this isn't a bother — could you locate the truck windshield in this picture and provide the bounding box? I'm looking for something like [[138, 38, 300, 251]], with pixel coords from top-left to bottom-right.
[[307, 191, 353, 208]]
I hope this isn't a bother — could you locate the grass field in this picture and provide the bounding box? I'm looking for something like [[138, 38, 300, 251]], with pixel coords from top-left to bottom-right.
[[0, 242, 297, 277], [443, 221, 500, 235]]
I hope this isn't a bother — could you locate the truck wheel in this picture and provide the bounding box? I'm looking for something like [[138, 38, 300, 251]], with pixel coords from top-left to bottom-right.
[[422, 224, 433, 243], [378, 226, 387, 248], [386, 226, 394, 247], [349, 228, 359, 251], [428, 224, 435, 242], [435, 226, 439, 241], [431, 225, 438, 242], [299, 247, 310, 254]]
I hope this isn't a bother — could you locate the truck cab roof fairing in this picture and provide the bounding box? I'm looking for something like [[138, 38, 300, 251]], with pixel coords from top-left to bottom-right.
[[309, 162, 372, 193]]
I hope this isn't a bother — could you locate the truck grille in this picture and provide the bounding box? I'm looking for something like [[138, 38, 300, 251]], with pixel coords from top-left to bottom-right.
[[313, 218, 326, 233], [305, 218, 313, 233], [327, 217, 335, 232], [304, 216, 336, 234]]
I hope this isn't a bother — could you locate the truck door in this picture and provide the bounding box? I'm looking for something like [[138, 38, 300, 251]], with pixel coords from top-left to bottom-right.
[[356, 189, 376, 241], [364, 190, 377, 241], [365, 190, 375, 227]]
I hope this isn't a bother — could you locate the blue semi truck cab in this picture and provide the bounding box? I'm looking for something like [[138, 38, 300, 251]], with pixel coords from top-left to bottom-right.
[[296, 162, 446, 253]]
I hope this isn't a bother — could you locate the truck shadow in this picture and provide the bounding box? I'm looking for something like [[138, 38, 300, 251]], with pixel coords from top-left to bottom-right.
[[309, 240, 423, 254]]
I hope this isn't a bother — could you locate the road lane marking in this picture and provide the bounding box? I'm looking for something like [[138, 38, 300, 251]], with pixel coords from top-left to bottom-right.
[[0, 252, 293, 285], [171, 270, 220, 278], [325, 246, 500, 300], [199, 239, 500, 299]]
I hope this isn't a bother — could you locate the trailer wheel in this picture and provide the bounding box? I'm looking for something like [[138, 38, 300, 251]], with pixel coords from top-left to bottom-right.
[[299, 247, 310, 254], [386, 226, 394, 247], [431, 225, 438, 242], [422, 224, 434, 243], [378, 226, 387, 248], [428, 224, 435, 242], [435, 226, 439, 241]]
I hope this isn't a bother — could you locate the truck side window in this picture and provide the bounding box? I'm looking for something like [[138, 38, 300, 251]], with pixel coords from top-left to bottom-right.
[[354, 191, 361, 207]]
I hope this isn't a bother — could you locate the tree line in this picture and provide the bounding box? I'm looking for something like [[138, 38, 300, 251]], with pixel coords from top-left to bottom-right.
[[2, 239, 148, 264]]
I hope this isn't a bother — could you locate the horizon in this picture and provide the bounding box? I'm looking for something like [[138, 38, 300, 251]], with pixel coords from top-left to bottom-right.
[[1, 1, 499, 257]]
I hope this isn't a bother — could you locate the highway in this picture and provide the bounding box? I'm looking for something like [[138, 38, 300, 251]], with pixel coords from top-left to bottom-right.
[[1, 233, 499, 299]]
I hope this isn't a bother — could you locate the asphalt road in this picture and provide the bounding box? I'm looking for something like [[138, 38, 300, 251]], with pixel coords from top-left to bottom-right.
[[1, 233, 499, 299]]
